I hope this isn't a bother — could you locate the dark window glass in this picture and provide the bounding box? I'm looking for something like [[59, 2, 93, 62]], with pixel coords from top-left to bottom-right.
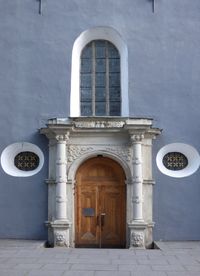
[[14, 152, 39, 171], [81, 59, 92, 73], [96, 73, 106, 87], [81, 102, 92, 116], [95, 102, 106, 116], [96, 88, 106, 101], [81, 74, 92, 88], [80, 40, 121, 116], [110, 102, 121, 116], [96, 59, 106, 73], [81, 89, 92, 101], [163, 152, 188, 171], [110, 87, 121, 101]]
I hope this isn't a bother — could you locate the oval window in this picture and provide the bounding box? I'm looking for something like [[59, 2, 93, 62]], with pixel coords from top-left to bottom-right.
[[162, 152, 188, 171], [14, 151, 40, 171], [1, 142, 44, 177], [156, 143, 200, 178]]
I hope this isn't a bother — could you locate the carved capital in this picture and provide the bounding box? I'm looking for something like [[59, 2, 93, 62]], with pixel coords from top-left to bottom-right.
[[55, 132, 70, 143], [130, 134, 144, 145]]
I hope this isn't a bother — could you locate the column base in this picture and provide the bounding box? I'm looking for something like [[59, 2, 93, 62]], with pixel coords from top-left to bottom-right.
[[128, 221, 148, 249], [45, 220, 71, 247]]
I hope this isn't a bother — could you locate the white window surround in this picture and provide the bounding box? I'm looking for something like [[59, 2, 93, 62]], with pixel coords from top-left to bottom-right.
[[70, 26, 129, 117], [1, 142, 44, 177], [156, 143, 200, 178]]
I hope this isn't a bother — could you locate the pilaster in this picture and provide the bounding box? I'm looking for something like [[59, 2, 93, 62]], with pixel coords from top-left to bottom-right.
[[52, 133, 70, 247], [129, 133, 146, 248]]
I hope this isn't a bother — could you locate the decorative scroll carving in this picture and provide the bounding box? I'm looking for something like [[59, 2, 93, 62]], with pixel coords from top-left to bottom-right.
[[131, 232, 144, 247], [68, 145, 131, 163], [74, 121, 125, 128], [68, 146, 94, 162], [105, 147, 132, 162]]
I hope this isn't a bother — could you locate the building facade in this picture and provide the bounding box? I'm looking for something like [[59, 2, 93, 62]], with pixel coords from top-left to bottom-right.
[[0, 0, 200, 248]]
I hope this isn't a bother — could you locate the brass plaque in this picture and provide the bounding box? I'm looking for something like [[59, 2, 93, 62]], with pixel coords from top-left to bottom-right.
[[163, 152, 188, 171], [82, 208, 95, 217], [14, 151, 39, 171]]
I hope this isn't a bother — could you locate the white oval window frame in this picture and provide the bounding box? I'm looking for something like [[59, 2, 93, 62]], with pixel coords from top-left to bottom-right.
[[1, 142, 44, 177], [156, 143, 200, 178]]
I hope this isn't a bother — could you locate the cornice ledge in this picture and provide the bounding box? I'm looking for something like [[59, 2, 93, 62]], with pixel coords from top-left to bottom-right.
[[146, 128, 162, 139]]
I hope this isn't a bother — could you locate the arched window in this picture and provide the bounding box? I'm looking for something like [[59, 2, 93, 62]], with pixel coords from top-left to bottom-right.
[[70, 27, 129, 117], [80, 40, 121, 116]]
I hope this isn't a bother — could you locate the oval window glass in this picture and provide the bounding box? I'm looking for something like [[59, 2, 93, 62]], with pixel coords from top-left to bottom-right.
[[162, 152, 188, 171], [14, 151, 39, 171]]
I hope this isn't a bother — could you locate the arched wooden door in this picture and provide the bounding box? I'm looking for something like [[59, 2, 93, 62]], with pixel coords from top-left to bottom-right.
[[75, 156, 126, 248]]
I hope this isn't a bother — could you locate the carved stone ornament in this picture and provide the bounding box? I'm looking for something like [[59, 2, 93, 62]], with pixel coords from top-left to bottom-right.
[[55, 231, 67, 246], [131, 232, 144, 247], [132, 196, 142, 204], [68, 146, 94, 162], [130, 134, 144, 144], [74, 121, 125, 128], [55, 133, 70, 142], [68, 145, 131, 164], [105, 147, 132, 162]]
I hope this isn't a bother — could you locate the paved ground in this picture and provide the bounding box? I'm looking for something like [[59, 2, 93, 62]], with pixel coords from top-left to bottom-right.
[[0, 240, 200, 275]]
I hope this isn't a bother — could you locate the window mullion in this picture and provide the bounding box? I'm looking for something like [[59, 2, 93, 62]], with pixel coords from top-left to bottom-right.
[[105, 42, 110, 116], [92, 42, 96, 116]]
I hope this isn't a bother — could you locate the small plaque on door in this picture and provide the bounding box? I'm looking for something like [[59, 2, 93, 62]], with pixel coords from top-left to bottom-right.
[[82, 208, 95, 217]]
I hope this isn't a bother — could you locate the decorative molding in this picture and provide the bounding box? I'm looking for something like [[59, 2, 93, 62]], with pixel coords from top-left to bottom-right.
[[45, 179, 56, 185], [143, 179, 155, 185], [132, 176, 143, 184], [131, 232, 144, 247], [74, 121, 125, 129]]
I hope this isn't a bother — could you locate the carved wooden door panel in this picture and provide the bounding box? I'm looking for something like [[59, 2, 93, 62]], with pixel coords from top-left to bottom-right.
[[75, 157, 126, 248]]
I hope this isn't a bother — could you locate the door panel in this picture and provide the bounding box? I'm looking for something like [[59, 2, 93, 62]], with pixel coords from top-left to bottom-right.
[[75, 157, 126, 248], [101, 184, 126, 247], [76, 183, 99, 246]]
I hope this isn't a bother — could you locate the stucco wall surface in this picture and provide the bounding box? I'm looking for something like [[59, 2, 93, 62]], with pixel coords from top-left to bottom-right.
[[0, 0, 200, 240]]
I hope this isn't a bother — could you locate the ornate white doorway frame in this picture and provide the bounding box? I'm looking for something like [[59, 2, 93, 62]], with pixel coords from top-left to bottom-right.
[[41, 117, 161, 248]]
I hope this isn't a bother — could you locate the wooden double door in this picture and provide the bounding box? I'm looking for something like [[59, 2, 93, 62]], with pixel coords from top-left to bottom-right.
[[75, 157, 126, 248]]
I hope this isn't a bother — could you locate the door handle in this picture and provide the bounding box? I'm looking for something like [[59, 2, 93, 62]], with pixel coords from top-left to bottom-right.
[[100, 213, 106, 227], [97, 213, 106, 227]]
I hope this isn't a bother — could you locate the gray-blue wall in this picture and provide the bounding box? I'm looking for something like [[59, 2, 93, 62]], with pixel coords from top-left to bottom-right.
[[0, 0, 200, 240]]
